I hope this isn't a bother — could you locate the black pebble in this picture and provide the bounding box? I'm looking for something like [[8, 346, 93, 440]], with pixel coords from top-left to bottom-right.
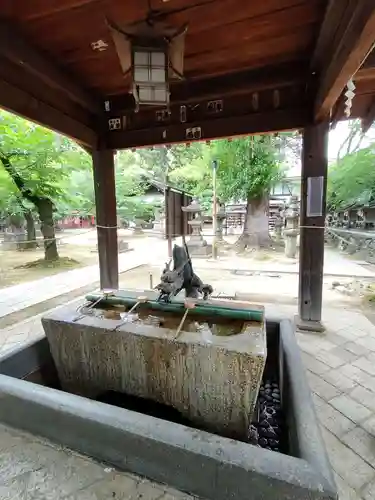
[[259, 437, 268, 447], [264, 395, 273, 402], [267, 417, 278, 427], [263, 428, 278, 439], [268, 439, 279, 447]]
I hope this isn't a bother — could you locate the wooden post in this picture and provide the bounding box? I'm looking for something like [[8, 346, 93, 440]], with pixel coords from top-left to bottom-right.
[[92, 149, 119, 291], [212, 159, 218, 259], [297, 122, 329, 332]]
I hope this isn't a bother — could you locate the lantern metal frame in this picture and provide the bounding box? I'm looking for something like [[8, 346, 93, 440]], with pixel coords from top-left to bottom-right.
[[107, 16, 187, 109]]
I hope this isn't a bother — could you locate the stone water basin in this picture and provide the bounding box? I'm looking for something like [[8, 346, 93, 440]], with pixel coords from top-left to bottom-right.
[[41, 292, 267, 440], [0, 314, 337, 500]]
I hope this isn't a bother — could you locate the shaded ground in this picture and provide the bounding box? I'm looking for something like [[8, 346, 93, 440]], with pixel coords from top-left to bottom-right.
[[0, 228, 138, 289], [0, 244, 98, 288], [0, 264, 156, 331]]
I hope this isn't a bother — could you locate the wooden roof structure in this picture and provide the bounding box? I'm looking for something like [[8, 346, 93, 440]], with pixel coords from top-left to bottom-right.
[[0, 0, 374, 150]]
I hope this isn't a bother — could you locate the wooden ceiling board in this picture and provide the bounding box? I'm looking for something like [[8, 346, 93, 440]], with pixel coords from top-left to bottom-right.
[[16, 0, 215, 22], [53, 0, 322, 64], [0, 0, 326, 97], [185, 25, 317, 74], [13, 0, 319, 56], [183, 2, 322, 58]]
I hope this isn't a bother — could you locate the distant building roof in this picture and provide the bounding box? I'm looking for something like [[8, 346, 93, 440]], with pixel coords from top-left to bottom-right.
[[141, 176, 193, 197]]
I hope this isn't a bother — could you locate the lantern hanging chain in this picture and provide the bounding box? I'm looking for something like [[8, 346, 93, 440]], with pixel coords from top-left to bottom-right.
[[146, 0, 157, 25]]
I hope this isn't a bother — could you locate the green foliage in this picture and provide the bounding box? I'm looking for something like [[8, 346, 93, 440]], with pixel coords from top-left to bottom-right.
[[0, 111, 149, 224], [137, 143, 204, 184], [169, 146, 213, 209], [328, 144, 375, 210], [0, 110, 91, 214], [212, 136, 283, 202], [0, 108, 290, 231], [0, 167, 23, 217]]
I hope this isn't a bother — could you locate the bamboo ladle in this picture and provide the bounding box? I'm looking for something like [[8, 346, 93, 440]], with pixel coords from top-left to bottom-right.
[[174, 299, 196, 340], [115, 295, 148, 330]]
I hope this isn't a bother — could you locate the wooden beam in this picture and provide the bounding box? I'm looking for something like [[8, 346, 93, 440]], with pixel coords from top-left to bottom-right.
[[314, 0, 375, 121], [310, 0, 348, 71], [0, 77, 97, 147], [0, 55, 94, 128], [105, 108, 310, 150], [174, 62, 307, 103], [361, 47, 375, 69], [0, 19, 102, 114], [361, 97, 375, 133], [107, 62, 307, 112]]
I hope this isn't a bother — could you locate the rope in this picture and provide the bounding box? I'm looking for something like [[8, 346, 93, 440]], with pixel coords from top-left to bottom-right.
[[0, 227, 98, 245]]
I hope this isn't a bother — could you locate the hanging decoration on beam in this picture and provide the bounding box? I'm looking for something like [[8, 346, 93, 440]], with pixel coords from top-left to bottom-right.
[[344, 79, 355, 118], [106, 2, 187, 112]]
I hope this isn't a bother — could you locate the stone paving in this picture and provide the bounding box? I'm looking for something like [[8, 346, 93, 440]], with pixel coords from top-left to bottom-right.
[[294, 308, 375, 500], [0, 237, 167, 319], [0, 424, 194, 499]]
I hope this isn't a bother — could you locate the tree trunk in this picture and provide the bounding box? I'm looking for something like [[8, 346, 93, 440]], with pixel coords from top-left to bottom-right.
[[0, 155, 58, 261], [23, 210, 38, 249], [235, 194, 270, 252], [36, 198, 59, 261]]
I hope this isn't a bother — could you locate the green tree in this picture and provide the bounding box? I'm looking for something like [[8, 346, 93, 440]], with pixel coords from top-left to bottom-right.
[[0, 110, 89, 260], [115, 150, 149, 221], [213, 136, 282, 250], [327, 144, 375, 210], [169, 146, 212, 209], [137, 143, 204, 186]]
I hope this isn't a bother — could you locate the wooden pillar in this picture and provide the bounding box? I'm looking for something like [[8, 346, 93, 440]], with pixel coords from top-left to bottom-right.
[[92, 149, 119, 291], [297, 122, 329, 331]]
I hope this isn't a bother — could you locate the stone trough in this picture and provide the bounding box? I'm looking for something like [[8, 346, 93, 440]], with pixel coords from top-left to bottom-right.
[[42, 299, 266, 439], [0, 301, 337, 500]]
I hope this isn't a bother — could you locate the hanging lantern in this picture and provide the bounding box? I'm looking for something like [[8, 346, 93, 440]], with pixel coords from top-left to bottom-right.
[[132, 46, 169, 106], [107, 15, 187, 110]]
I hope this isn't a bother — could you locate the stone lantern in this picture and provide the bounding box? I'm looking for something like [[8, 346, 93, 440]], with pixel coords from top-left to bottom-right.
[[273, 204, 284, 243], [216, 202, 226, 244], [283, 195, 299, 258], [152, 206, 164, 237], [182, 199, 211, 256]]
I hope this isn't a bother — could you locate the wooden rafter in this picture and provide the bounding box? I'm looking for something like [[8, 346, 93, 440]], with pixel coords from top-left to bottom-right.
[[0, 19, 102, 114], [0, 55, 94, 127], [313, 0, 375, 121], [0, 77, 97, 147], [361, 97, 375, 133]]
